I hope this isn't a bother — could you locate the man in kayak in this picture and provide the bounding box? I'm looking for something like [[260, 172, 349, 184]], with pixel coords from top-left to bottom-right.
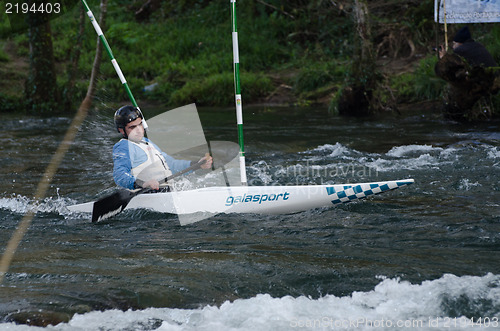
[[113, 105, 212, 190]]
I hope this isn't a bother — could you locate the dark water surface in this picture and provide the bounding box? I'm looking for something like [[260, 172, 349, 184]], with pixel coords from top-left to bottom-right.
[[0, 106, 499, 330]]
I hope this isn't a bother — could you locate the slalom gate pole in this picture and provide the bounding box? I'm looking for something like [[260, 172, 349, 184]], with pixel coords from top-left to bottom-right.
[[80, 0, 148, 129], [231, 0, 248, 185]]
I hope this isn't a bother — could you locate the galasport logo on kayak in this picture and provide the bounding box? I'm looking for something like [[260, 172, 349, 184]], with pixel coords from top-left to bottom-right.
[[225, 192, 290, 206]]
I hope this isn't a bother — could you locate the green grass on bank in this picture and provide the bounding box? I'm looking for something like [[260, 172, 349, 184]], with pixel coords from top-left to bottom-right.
[[390, 56, 447, 103]]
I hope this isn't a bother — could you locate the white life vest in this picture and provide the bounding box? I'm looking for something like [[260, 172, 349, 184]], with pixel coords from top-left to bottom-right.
[[127, 139, 173, 184]]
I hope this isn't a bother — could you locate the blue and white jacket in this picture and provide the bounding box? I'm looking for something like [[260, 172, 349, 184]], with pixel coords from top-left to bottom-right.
[[113, 137, 191, 190]]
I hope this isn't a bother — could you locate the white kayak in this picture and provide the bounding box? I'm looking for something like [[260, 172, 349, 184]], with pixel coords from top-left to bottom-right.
[[67, 179, 414, 220]]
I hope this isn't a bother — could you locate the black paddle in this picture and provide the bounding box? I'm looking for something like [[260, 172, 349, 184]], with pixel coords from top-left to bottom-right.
[[91, 158, 207, 223]]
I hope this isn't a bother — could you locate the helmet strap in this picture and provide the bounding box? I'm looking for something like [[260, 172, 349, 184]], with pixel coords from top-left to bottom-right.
[[119, 128, 128, 139]]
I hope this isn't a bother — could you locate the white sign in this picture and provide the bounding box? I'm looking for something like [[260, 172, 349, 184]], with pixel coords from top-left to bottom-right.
[[435, 0, 500, 23]]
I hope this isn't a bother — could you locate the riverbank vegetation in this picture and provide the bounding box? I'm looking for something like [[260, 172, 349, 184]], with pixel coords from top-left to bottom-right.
[[1, 0, 499, 118]]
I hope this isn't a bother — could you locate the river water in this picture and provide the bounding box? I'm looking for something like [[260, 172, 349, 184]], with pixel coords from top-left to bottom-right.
[[0, 106, 499, 330]]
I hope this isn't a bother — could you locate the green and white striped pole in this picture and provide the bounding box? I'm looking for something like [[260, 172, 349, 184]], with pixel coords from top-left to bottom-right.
[[231, 0, 247, 185], [80, 0, 148, 130]]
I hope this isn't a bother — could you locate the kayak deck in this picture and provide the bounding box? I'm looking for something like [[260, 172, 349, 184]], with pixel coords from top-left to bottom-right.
[[67, 179, 414, 216]]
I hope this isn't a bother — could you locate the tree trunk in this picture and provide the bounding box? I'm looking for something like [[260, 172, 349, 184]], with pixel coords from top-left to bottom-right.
[[135, 0, 162, 21], [63, 3, 86, 111], [25, 11, 59, 115], [337, 0, 379, 117]]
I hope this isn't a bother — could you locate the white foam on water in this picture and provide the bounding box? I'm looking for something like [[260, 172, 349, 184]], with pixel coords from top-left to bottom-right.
[[297, 143, 455, 173], [0, 195, 77, 218], [312, 143, 354, 158], [0, 195, 33, 214], [368, 144, 459, 172], [386, 145, 443, 158], [250, 142, 499, 183], [303, 143, 364, 162], [365, 153, 444, 172], [487, 146, 500, 159], [2, 273, 497, 331], [458, 179, 482, 191], [486, 146, 500, 167]]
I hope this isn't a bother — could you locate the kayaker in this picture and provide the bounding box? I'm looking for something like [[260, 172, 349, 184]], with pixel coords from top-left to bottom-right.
[[112, 105, 212, 191]]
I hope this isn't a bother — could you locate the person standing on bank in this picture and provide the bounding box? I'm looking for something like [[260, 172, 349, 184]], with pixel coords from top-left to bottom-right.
[[113, 105, 213, 191], [439, 26, 497, 68]]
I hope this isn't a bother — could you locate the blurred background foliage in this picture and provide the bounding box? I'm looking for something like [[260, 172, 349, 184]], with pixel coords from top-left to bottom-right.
[[0, 0, 499, 115]]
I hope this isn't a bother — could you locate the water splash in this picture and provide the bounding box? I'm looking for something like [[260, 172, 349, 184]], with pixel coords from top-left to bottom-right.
[[3, 273, 497, 330], [0, 194, 77, 217]]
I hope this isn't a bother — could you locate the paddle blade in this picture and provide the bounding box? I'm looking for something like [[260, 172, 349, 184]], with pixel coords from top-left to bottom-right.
[[91, 190, 137, 223]]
